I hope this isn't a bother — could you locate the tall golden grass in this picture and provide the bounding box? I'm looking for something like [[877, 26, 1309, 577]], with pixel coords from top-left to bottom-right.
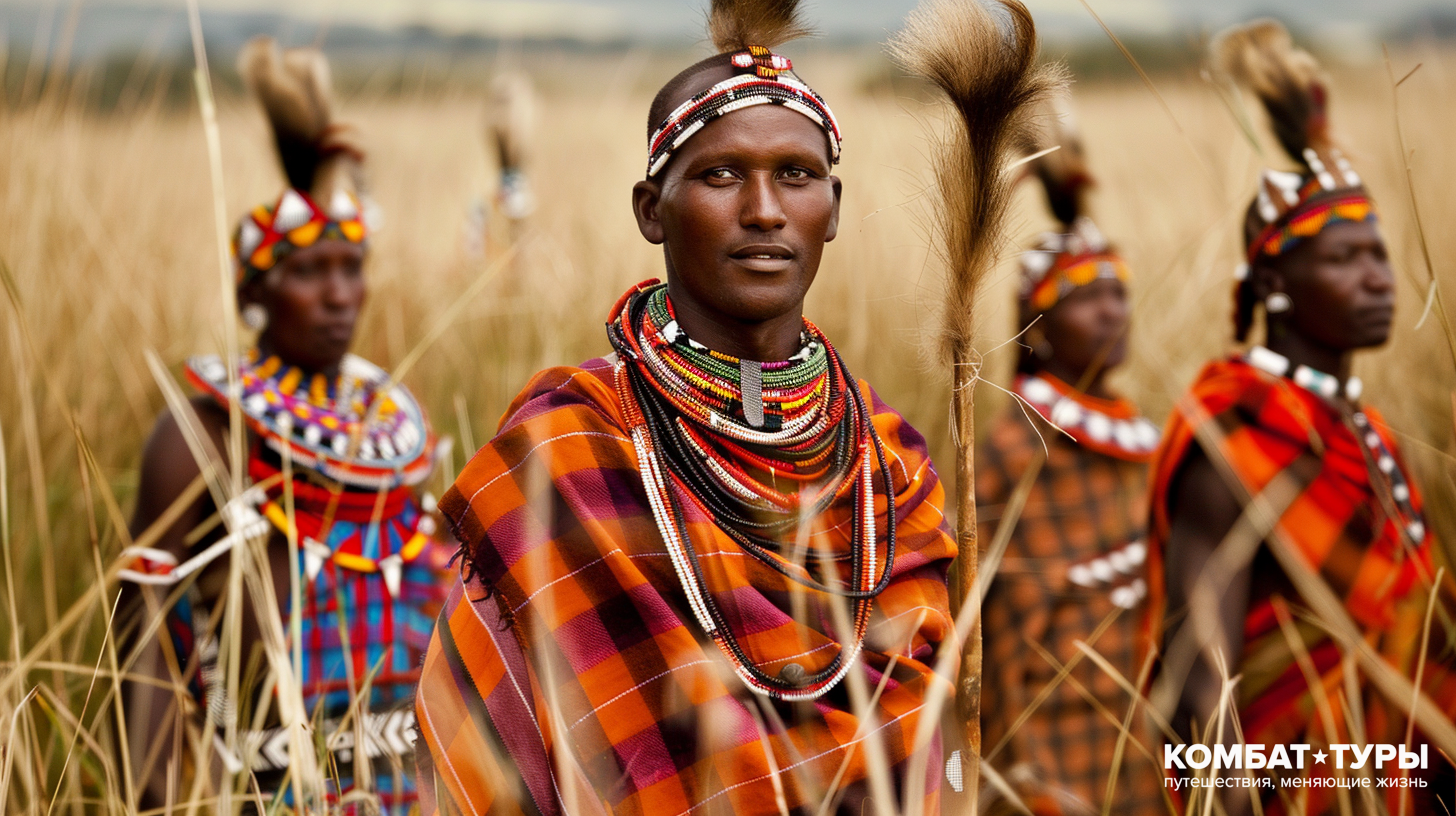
[[2, 35, 1455, 814]]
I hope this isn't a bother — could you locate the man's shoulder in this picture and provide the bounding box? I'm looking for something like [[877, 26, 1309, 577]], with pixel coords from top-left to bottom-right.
[[462, 357, 637, 486], [858, 380, 929, 446], [497, 357, 624, 435]]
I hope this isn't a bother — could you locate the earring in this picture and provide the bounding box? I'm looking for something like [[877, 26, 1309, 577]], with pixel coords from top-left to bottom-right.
[[1265, 292, 1292, 314], [241, 303, 268, 331]]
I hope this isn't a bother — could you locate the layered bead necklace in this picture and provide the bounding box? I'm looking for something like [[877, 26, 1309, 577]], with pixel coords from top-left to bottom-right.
[[608, 282, 895, 700], [1245, 345, 1426, 545]]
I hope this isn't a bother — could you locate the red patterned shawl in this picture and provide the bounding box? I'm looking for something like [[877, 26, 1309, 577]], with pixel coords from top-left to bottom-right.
[[1147, 358, 1456, 813]]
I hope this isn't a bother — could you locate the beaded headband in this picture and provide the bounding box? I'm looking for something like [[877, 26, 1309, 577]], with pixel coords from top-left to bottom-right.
[[1245, 146, 1376, 264], [233, 187, 369, 286], [1246, 186, 1376, 264], [646, 46, 842, 179], [1019, 217, 1129, 316]]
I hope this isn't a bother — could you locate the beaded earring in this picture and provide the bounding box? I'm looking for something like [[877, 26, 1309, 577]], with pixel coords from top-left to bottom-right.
[[1265, 292, 1292, 314], [241, 303, 269, 331]]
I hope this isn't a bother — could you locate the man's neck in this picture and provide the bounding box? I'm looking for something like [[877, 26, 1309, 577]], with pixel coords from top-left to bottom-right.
[[1041, 359, 1112, 400], [1265, 331, 1352, 384], [255, 337, 343, 381], [667, 298, 805, 362]]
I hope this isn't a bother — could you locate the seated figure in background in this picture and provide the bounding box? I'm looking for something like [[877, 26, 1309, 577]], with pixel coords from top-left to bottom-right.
[[411, 2, 960, 814], [1147, 20, 1456, 815], [977, 97, 1165, 816], [121, 37, 449, 814]]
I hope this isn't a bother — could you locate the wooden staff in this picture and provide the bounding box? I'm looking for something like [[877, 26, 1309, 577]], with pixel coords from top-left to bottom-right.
[[891, 0, 1064, 804]]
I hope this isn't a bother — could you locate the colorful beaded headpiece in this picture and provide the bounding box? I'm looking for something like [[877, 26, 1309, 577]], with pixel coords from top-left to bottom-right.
[[1212, 21, 1380, 267], [1244, 162, 1376, 264], [233, 188, 369, 285], [1019, 217, 1130, 316], [234, 38, 369, 287], [1015, 96, 1128, 318], [646, 45, 842, 178]]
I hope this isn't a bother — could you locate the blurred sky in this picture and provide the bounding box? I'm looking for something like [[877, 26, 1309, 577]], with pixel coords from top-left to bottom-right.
[[4, 0, 1448, 50]]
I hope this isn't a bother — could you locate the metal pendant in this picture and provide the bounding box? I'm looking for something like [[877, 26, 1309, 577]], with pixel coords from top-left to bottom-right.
[[740, 359, 765, 428]]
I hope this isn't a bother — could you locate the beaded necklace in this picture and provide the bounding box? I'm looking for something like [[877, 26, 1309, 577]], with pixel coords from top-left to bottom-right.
[[1015, 373, 1160, 462], [1244, 345, 1425, 545], [186, 349, 434, 490], [607, 282, 895, 700]]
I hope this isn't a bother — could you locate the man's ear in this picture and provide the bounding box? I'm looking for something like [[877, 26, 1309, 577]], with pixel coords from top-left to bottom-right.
[[1250, 262, 1285, 300], [237, 279, 261, 311], [824, 175, 843, 244], [632, 179, 665, 245]]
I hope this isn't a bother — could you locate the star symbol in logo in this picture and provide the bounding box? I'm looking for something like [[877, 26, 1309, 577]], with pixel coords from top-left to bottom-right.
[[1314, 751, 1328, 764]]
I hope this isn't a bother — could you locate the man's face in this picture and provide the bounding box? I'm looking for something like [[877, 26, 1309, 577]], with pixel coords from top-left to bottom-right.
[[634, 104, 841, 341], [1042, 277, 1130, 379], [1272, 220, 1395, 351], [243, 239, 366, 372]]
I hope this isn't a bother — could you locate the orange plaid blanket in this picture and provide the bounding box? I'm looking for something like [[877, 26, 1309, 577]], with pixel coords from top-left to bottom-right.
[[415, 357, 956, 815], [1147, 358, 1456, 813]]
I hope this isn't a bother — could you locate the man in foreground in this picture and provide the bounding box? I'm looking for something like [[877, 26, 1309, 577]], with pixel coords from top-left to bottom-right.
[[412, 2, 958, 814]]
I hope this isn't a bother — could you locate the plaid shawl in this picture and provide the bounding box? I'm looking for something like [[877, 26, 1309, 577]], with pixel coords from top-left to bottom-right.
[[415, 357, 956, 816], [1147, 358, 1456, 812], [978, 400, 1164, 816]]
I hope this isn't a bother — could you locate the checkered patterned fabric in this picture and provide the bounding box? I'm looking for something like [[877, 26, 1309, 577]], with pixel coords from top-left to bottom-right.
[[266, 459, 452, 814], [415, 357, 957, 816], [281, 494, 448, 712], [1146, 358, 1456, 814], [162, 449, 452, 815], [978, 403, 1165, 815]]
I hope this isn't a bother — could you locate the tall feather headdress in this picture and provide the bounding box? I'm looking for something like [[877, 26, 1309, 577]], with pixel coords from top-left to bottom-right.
[[1211, 20, 1377, 338], [708, 0, 813, 53], [488, 72, 537, 221], [644, 0, 839, 178], [1015, 95, 1127, 321], [1026, 95, 1093, 229], [232, 37, 370, 285], [238, 36, 364, 205], [1211, 20, 1365, 236], [488, 72, 535, 175]]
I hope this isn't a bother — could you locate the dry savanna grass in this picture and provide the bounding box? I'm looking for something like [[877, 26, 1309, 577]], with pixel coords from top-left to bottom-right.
[[2, 30, 1456, 815]]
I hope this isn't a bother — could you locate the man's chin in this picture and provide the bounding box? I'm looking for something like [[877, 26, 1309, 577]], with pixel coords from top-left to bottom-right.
[[683, 270, 811, 322], [1340, 319, 1393, 351]]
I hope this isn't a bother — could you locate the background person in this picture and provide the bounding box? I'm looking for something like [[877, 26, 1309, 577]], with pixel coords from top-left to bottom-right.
[[120, 37, 450, 814], [977, 99, 1164, 816], [1146, 20, 1456, 815]]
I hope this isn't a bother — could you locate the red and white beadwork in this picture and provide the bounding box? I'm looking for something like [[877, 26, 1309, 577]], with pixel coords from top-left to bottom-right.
[[730, 46, 793, 77], [232, 188, 370, 284], [1243, 345, 1426, 545], [1016, 374, 1160, 462], [647, 46, 842, 178], [1065, 538, 1149, 610]]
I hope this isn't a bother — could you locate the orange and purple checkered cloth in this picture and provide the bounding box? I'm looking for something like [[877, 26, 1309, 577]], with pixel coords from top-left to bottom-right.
[[977, 396, 1165, 815], [414, 357, 957, 815]]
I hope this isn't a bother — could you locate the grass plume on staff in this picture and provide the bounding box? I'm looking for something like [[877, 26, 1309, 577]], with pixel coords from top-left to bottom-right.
[[890, 0, 1066, 804]]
